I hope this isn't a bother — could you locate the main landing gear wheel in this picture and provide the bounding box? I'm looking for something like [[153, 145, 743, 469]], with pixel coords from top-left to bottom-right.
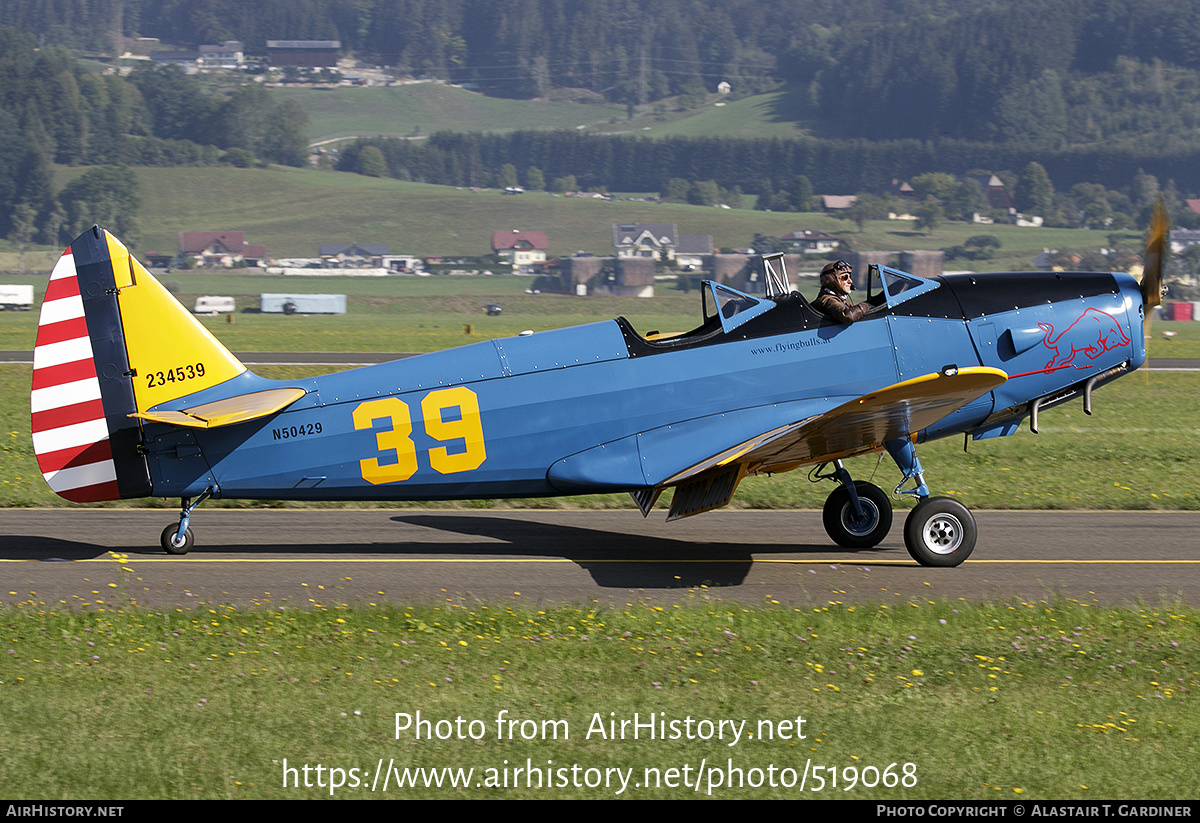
[[823, 481, 893, 548], [903, 497, 976, 567], [160, 524, 194, 555]]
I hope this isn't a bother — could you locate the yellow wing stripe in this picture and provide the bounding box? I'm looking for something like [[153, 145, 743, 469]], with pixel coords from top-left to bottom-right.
[[751, 367, 1007, 471], [665, 367, 1007, 486]]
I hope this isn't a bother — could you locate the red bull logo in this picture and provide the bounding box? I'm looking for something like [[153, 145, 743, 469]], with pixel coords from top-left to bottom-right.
[[1038, 308, 1130, 370]]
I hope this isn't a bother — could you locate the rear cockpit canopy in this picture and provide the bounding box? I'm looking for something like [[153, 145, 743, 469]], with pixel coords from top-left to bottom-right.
[[875, 265, 940, 308], [701, 280, 777, 333]]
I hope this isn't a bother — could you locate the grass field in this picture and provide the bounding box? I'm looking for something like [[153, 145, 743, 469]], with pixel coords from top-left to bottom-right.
[[590, 88, 820, 141], [270, 84, 828, 144], [270, 83, 812, 144], [1, 595, 1196, 799], [0, 275, 703, 353], [271, 83, 627, 143], [11, 163, 1142, 267]]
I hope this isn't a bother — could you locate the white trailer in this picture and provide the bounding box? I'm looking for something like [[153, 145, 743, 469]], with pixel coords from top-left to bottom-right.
[[0, 285, 34, 310], [260, 293, 347, 314], [193, 296, 236, 314]]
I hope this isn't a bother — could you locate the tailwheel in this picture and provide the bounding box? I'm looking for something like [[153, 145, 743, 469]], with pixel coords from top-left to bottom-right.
[[823, 481, 893, 548], [903, 497, 976, 567], [160, 524, 194, 555], [160, 488, 212, 555]]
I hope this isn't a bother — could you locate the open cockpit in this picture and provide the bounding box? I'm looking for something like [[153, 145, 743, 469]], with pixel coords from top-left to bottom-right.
[[615, 255, 942, 356]]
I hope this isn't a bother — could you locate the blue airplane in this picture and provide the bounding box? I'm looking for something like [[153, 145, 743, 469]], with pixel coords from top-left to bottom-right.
[[30, 214, 1165, 566]]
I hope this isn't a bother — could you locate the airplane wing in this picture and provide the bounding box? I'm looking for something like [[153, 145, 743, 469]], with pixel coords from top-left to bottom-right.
[[660, 366, 1007, 520]]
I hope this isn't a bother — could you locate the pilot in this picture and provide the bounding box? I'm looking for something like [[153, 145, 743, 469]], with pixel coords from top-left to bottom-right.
[[814, 259, 868, 324]]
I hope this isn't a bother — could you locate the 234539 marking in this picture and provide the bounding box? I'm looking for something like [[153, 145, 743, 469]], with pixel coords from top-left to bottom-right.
[[146, 362, 205, 388]]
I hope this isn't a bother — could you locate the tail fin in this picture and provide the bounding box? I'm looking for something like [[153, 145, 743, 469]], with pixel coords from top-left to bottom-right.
[[31, 226, 246, 502]]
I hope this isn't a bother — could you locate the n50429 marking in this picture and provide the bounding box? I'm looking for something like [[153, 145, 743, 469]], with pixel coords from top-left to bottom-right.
[[273, 422, 323, 440]]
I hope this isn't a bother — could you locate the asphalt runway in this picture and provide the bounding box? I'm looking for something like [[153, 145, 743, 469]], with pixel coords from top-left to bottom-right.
[[3, 509, 1198, 609]]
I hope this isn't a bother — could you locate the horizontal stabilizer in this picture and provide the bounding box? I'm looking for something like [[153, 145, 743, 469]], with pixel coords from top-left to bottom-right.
[[133, 388, 307, 429]]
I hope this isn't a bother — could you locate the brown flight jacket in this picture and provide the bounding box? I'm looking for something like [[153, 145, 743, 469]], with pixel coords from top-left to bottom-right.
[[813, 289, 869, 324]]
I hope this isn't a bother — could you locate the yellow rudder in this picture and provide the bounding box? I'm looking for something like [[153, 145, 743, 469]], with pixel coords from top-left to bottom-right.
[[104, 232, 246, 412]]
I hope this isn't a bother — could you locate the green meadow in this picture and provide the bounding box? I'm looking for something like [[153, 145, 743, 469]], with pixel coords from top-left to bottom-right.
[[588, 88, 821, 140], [16, 163, 1140, 271], [272, 83, 627, 143], [269, 83, 811, 144], [268, 83, 848, 143]]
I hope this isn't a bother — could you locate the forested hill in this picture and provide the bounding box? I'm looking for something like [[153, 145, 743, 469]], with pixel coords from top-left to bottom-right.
[[7, 0, 1200, 146], [8, 0, 1200, 248], [0, 26, 308, 241]]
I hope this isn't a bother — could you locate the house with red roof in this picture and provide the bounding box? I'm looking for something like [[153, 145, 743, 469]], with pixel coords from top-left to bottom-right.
[[178, 231, 268, 267], [492, 230, 549, 268]]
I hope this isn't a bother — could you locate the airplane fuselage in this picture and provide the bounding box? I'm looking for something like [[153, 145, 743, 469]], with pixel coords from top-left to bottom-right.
[[143, 269, 1145, 502], [33, 225, 1162, 563]]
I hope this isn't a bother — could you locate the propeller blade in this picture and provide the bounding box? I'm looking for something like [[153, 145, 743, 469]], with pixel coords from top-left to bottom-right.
[[1142, 196, 1169, 309]]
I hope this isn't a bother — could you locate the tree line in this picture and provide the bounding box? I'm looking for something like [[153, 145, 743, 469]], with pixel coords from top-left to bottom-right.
[[336, 131, 1200, 218], [340, 131, 1200, 236], [0, 26, 307, 243], [11, 0, 1200, 146], [11, 1, 1200, 245]]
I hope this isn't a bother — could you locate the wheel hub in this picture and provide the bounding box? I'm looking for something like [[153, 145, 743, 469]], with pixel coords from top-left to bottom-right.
[[922, 514, 963, 554], [842, 500, 880, 537]]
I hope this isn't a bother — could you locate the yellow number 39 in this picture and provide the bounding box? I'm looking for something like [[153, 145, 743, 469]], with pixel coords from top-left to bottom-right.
[[353, 387, 487, 485]]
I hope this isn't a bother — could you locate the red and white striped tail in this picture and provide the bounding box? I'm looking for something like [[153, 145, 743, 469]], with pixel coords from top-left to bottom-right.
[[30, 249, 120, 502]]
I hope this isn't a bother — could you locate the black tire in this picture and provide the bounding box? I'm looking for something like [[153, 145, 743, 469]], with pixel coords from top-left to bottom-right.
[[160, 524, 193, 555], [822, 481, 893, 548], [903, 497, 976, 567]]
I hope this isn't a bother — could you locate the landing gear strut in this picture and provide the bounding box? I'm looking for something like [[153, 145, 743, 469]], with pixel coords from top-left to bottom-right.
[[820, 463, 892, 548], [886, 437, 976, 567], [160, 488, 213, 555], [816, 440, 977, 567], [904, 497, 977, 567]]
